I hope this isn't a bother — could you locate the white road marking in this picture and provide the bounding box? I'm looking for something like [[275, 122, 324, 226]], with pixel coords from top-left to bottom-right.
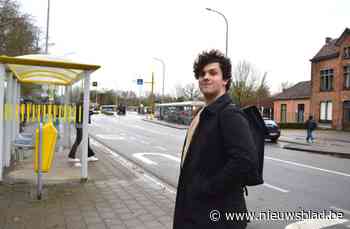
[[330, 206, 350, 216], [263, 183, 289, 193], [265, 156, 350, 178], [128, 124, 183, 139], [285, 218, 348, 229], [91, 139, 176, 194], [133, 153, 289, 193], [133, 153, 158, 165], [133, 153, 181, 166], [151, 153, 180, 162], [95, 134, 126, 140]]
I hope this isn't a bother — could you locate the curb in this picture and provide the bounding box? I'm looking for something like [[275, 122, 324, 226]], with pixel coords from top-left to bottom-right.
[[142, 119, 188, 130], [282, 144, 350, 159], [278, 138, 310, 146]]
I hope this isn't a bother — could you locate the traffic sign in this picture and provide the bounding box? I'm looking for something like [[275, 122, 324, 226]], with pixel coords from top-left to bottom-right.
[[137, 79, 143, 85]]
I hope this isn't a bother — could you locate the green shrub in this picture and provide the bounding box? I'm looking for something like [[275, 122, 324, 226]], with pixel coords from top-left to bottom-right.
[[278, 123, 305, 129]]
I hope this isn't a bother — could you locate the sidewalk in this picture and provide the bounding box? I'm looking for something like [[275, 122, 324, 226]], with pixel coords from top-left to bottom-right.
[[279, 129, 350, 159], [142, 117, 350, 159], [142, 118, 188, 130], [1, 135, 175, 229]]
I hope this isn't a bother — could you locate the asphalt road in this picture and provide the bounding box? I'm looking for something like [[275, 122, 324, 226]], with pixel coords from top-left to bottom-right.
[[89, 112, 350, 229]]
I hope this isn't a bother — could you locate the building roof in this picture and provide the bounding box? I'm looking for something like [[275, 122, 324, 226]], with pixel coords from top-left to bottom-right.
[[310, 28, 350, 63], [273, 81, 311, 100], [310, 39, 339, 62]]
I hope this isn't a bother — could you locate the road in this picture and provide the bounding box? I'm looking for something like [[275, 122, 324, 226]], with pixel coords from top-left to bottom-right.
[[89, 112, 350, 229]]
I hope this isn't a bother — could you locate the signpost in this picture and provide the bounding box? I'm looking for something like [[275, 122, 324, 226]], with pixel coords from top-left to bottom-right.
[[92, 81, 98, 105]]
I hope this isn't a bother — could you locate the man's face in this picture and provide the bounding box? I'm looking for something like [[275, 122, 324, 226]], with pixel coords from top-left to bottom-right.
[[198, 62, 228, 99]]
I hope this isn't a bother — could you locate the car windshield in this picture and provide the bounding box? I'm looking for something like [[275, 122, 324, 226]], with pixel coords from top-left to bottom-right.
[[264, 120, 277, 126]]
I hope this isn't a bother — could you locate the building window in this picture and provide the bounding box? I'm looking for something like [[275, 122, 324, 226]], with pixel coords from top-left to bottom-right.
[[344, 66, 350, 89], [320, 101, 332, 122], [280, 104, 287, 123], [320, 69, 334, 91], [297, 104, 305, 123], [344, 47, 350, 59]]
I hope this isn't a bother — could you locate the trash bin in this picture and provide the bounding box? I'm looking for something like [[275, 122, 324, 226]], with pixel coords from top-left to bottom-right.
[[34, 122, 58, 173]]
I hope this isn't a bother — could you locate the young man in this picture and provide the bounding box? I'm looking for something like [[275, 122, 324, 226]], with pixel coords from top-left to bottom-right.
[[173, 50, 257, 229], [305, 115, 317, 143], [68, 102, 98, 166]]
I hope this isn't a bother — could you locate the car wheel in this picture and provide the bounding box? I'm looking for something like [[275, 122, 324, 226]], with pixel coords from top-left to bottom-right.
[[271, 138, 278, 143]]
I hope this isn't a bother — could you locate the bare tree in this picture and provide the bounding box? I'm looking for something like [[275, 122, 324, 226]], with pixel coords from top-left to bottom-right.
[[230, 60, 270, 106], [175, 83, 201, 101], [183, 83, 201, 100], [279, 81, 295, 92]]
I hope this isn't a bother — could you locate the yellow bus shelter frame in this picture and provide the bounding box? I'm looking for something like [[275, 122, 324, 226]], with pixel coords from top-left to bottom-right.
[[0, 54, 100, 182]]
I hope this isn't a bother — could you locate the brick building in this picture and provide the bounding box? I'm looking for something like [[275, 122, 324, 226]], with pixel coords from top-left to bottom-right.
[[273, 81, 311, 124], [310, 28, 350, 130]]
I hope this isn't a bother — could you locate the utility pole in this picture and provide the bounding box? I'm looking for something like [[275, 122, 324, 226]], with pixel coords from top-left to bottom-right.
[[150, 72, 155, 115], [45, 0, 50, 54]]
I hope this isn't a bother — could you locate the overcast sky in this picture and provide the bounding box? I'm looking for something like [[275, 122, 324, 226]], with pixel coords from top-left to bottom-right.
[[19, 0, 349, 96]]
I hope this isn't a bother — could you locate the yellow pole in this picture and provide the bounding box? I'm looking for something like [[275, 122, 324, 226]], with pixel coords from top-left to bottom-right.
[[43, 104, 46, 123], [16, 104, 19, 122], [32, 104, 36, 122], [21, 104, 25, 122], [37, 104, 41, 124], [78, 105, 82, 123], [73, 105, 76, 124], [27, 103, 31, 122], [48, 104, 52, 122], [53, 104, 56, 122]]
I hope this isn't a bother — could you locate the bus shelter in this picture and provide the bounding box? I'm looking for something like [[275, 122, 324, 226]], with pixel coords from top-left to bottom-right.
[[0, 54, 100, 182]]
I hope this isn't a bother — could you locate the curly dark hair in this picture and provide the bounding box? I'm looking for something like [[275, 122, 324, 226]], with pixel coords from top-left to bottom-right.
[[193, 49, 232, 91]]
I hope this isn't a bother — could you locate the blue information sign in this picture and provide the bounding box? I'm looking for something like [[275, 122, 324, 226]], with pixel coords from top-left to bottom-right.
[[137, 79, 143, 85]]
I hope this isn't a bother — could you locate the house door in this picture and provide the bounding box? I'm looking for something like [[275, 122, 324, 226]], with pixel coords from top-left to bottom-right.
[[297, 104, 305, 123], [281, 104, 287, 123], [343, 101, 350, 131]]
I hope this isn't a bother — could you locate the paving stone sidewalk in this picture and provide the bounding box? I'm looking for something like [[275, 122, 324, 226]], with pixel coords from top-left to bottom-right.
[[0, 140, 175, 229]]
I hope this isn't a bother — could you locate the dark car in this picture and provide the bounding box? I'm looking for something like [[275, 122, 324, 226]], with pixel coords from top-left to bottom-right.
[[101, 107, 114, 115], [117, 105, 126, 115], [264, 119, 280, 143]]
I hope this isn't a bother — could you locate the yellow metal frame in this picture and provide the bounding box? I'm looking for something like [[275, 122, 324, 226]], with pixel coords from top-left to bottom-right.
[[0, 55, 100, 86], [21, 69, 75, 81]]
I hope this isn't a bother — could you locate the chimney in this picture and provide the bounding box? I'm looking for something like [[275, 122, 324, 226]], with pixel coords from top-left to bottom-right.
[[325, 37, 332, 44]]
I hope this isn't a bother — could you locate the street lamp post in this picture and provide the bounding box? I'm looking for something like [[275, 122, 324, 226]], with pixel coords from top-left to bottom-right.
[[45, 0, 50, 54], [153, 57, 165, 103], [205, 8, 228, 56]]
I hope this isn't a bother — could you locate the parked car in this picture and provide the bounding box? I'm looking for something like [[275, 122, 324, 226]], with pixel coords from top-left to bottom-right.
[[101, 107, 115, 115], [264, 119, 280, 143]]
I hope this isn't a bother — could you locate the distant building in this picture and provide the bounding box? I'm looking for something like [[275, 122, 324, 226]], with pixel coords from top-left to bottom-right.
[[273, 81, 311, 124], [310, 28, 350, 130], [241, 97, 274, 120]]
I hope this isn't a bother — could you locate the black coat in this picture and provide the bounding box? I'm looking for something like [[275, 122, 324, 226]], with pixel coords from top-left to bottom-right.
[[173, 94, 258, 229]]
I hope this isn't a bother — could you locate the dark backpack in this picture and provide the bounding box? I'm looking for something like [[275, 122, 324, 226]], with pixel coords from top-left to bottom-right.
[[220, 104, 267, 194], [240, 105, 267, 186]]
